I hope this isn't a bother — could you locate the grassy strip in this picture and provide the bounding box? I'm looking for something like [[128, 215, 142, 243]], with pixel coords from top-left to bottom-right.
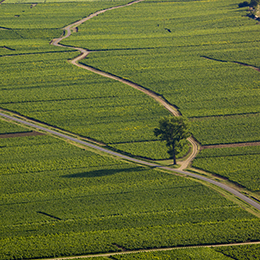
[[33, 243, 260, 259]]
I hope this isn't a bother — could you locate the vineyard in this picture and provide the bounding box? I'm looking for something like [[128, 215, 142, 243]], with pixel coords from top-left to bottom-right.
[[1, 133, 260, 259], [0, 0, 260, 258]]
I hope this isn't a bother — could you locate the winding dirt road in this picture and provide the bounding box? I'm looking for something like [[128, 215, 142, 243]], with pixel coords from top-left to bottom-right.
[[0, 0, 256, 210], [51, 0, 199, 170]]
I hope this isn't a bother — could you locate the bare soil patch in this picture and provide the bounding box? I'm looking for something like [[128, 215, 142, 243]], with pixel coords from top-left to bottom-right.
[[0, 131, 44, 138], [201, 141, 260, 149]]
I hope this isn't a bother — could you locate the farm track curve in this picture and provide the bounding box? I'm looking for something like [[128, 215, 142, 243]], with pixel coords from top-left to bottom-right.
[[51, 0, 199, 170]]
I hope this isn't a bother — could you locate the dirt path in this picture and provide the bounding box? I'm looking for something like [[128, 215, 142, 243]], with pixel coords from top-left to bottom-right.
[[31, 241, 260, 260], [51, 0, 199, 170]]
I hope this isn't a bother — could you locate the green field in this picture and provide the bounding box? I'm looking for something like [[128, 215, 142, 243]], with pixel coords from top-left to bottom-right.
[[0, 1, 171, 160], [1, 132, 260, 259], [113, 244, 260, 259]]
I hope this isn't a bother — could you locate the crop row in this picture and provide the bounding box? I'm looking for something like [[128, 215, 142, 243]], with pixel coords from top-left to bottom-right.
[[69, 0, 260, 147], [1, 0, 259, 155], [1, 219, 260, 259], [109, 140, 189, 160], [190, 113, 260, 145], [62, 243, 260, 260], [83, 47, 260, 118], [0, 2, 130, 29]]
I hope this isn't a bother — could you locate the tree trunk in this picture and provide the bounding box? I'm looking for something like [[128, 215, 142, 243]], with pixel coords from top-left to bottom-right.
[[173, 153, 177, 165], [172, 143, 177, 165]]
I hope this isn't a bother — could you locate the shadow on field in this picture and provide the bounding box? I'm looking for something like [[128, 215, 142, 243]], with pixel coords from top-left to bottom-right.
[[61, 167, 145, 178]]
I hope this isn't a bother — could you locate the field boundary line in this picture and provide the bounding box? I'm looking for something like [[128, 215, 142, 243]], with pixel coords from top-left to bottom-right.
[[51, 0, 199, 170], [32, 241, 260, 260], [201, 55, 260, 72]]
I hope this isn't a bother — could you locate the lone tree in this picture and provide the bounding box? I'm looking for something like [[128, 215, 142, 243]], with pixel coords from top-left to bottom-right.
[[154, 116, 191, 165]]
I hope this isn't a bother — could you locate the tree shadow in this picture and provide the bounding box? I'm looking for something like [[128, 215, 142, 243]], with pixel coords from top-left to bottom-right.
[[61, 167, 145, 178]]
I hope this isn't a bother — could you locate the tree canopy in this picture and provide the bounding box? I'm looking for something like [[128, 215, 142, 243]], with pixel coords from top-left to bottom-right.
[[154, 116, 191, 165]]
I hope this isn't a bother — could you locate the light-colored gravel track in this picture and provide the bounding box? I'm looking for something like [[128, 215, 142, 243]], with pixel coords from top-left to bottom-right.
[[31, 239, 260, 259]]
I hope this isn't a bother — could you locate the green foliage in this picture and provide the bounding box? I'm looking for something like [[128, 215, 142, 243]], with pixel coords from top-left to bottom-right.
[[74, 0, 260, 146], [0, 51, 169, 159], [249, 0, 260, 8], [154, 116, 190, 164], [1, 1, 260, 257], [192, 146, 260, 191], [0, 1, 170, 160], [238, 1, 250, 7], [110, 139, 190, 160], [1, 0, 260, 157]]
